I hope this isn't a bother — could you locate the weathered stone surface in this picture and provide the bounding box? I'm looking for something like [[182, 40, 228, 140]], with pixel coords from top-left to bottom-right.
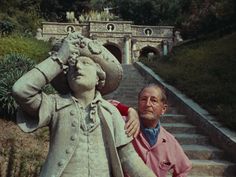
[[41, 21, 175, 64]]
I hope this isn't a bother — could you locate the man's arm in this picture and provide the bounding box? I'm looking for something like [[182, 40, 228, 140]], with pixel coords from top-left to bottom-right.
[[118, 142, 156, 177], [108, 100, 129, 116], [109, 100, 140, 137]]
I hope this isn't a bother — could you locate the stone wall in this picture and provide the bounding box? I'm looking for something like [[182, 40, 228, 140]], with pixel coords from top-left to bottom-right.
[[41, 21, 174, 64]]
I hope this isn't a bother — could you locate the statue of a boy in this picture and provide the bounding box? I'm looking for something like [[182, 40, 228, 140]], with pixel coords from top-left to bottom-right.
[[12, 32, 156, 177]]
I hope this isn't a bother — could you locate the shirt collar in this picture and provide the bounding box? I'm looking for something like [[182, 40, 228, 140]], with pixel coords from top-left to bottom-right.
[[55, 91, 102, 110], [72, 91, 102, 108], [55, 94, 74, 110], [139, 125, 168, 148], [141, 121, 161, 147]]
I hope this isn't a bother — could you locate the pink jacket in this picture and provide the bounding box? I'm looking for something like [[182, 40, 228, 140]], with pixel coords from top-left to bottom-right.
[[132, 126, 192, 177]]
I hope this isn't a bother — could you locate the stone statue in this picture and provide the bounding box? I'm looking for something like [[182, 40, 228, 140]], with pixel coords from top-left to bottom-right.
[[12, 32, 156, 177], [66, 25, 75, 33], [175, 31, 183, 42], [35, 28, 43, 40]]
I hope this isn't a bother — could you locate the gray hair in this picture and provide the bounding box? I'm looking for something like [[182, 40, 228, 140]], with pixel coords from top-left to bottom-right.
[[138, 83, 167, 104]]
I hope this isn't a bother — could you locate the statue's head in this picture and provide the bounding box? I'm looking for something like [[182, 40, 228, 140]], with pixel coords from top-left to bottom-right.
[[51, 32, 123, 95], [66, 56, 106, 93]]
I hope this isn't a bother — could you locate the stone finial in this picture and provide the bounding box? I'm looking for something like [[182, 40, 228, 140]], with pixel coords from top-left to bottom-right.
[[35, 28, 43, 40]]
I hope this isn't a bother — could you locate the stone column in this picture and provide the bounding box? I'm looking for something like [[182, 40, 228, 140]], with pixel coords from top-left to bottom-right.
[[131, 39, 139, 62], [123, 35, 131, 64], [163, 40, 168, 56]]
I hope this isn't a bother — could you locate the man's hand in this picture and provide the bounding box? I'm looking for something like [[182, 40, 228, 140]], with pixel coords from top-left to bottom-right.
[[125, 108, 140, 138]]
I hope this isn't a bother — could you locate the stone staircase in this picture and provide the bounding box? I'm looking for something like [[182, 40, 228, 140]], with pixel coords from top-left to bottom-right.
[[105, 64, 236, 177]]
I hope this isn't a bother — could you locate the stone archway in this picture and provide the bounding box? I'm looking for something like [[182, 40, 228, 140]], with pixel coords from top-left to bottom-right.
[[103, 43, 122, 63], [139, 46, 159, 59]]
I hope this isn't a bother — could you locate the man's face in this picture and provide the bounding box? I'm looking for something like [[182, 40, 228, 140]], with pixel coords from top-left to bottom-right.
[[67, 56, 99, 92], [138, 86, 167, 127]]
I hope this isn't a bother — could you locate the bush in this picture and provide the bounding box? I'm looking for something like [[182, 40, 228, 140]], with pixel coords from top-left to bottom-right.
[[0, 35, 51, 62], [0, 20, 15, 36], [0, 4, 43, 36], [0, 53, 56, 119], [0, 53, 36, 119]]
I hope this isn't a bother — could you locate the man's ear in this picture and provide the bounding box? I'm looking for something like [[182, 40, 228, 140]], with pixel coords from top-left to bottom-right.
[[161, 104, 168, 115]]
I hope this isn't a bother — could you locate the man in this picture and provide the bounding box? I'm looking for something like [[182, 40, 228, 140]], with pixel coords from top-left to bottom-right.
[[12, 32, 156, 177], [114, 84, 192, 177]]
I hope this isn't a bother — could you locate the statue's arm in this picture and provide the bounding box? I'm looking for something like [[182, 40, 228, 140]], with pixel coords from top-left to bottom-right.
[[118, 143, 156, 177], [12, 57, 63, 116], [12, 33, 75, 115]]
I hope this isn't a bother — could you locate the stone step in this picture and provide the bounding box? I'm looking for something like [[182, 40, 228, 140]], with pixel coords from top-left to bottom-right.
[[119, 84, 145, 88], [190, 159, 236, 176], [122, 65, 139, 72], [182, 145, 224, 160], [116, 88, 141, 92], [119, 64, 236, 177], [115, 96, 136, 100], [174, 133, 209, 145], [120, 81, 144, 85], [115, 99, 138, 105], [119, 81, 145, 85], [120, 83, 144, 86], [166, 106, 178, 114], [162, 123, 198, 134], [120, 77, 145, 81], [119, 101, 138, 108], [115, 94, 138, 99], [115, 88, 142, 94], [161, 114, 188, 123]]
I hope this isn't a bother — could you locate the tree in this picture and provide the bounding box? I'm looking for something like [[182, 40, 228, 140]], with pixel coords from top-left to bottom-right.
[[0, 0, 43, 34], [115, 0, 183, 25], [40, 0, 107, 22], [179, 0, 236, 38]]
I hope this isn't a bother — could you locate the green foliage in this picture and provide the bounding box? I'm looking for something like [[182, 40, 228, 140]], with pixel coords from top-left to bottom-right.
[[115, 0, 185, 25], [79, 10, 119, 22], [0, 0, 43, 35], [0, 20, 15, 36], [39, 0, 117, 22], [178, 0, 236, 38], [0, 54, 36, 119], [0, 35, 54, 120], [40, 0, 92, 22], [114, 0, 236, 38], [0, 35, 51, 62], [141, 32, 236, 130], [1, 0, 235, 39], [0, 50, 57, 119]]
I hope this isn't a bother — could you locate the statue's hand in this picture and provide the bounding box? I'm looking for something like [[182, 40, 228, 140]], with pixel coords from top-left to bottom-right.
[[57, 32, 81, 64]]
